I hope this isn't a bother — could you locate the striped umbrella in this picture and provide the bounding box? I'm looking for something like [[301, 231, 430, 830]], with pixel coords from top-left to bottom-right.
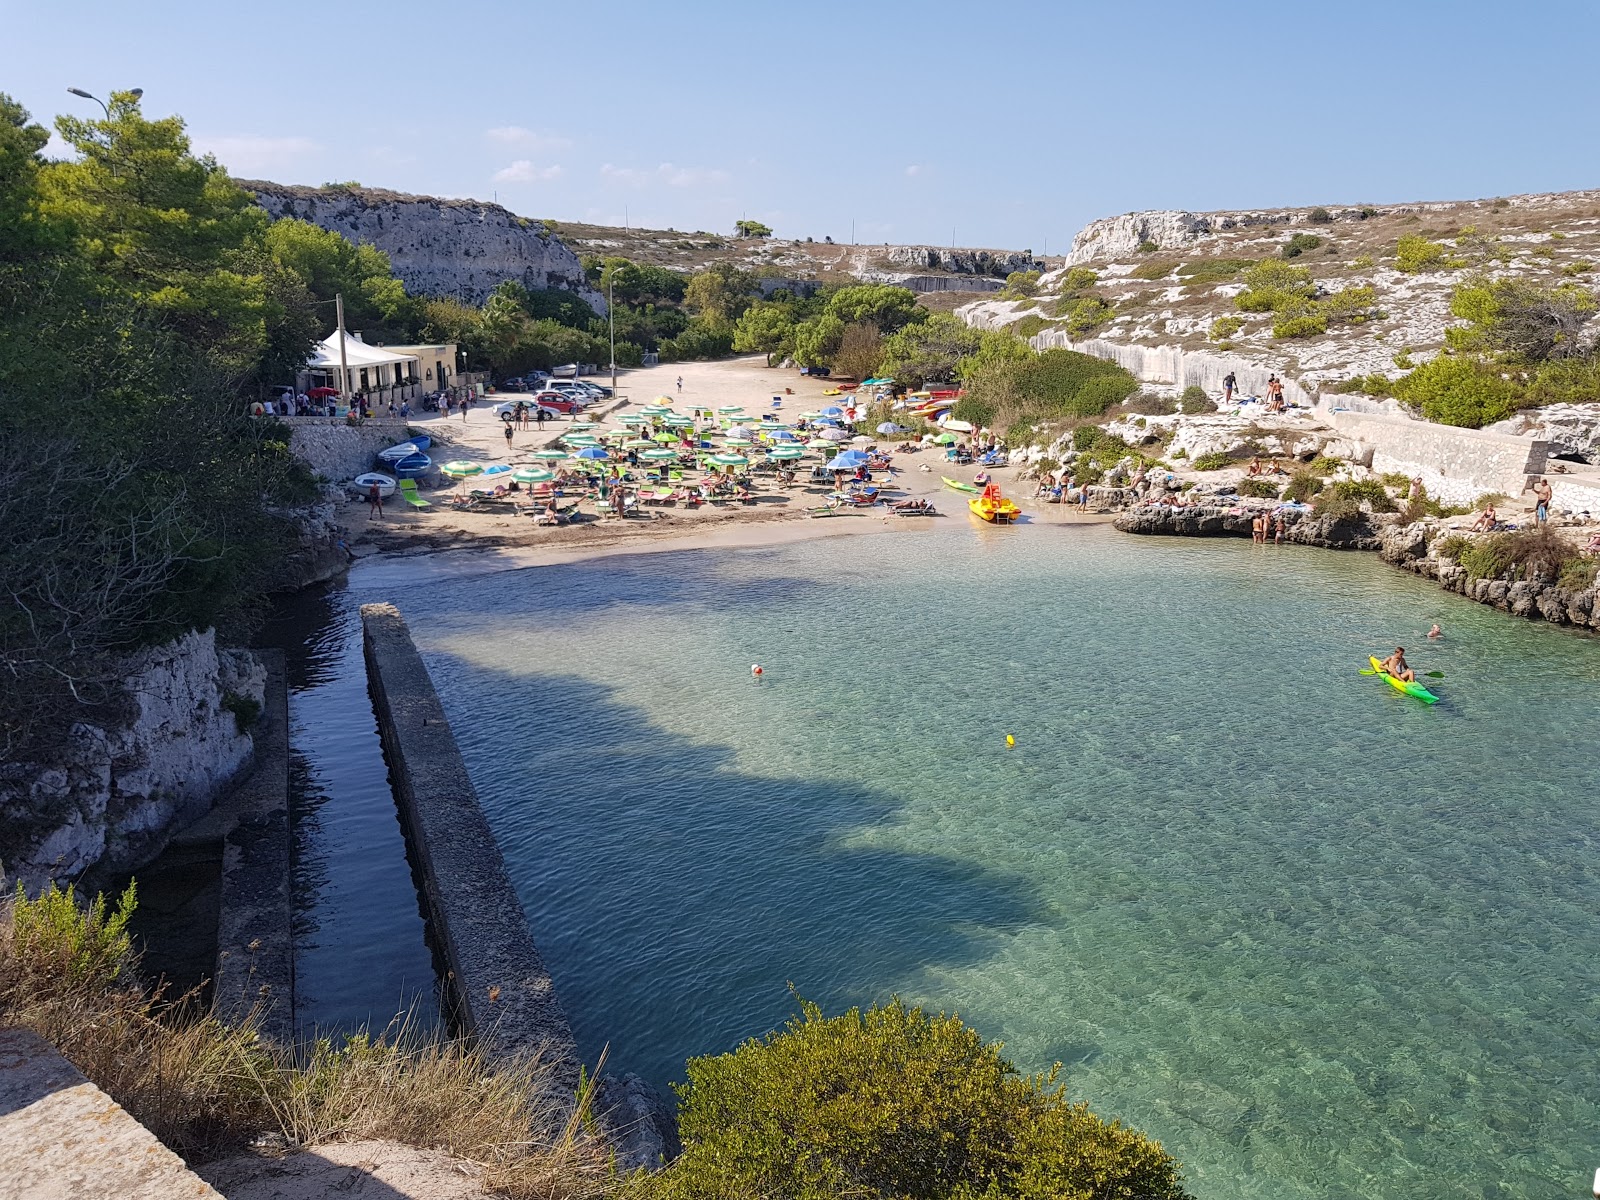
[[528, 449, 569, 461], [511, 467, 555, 484], [439, 461, 483, 477], [563, 434, 600, 446], [707, 452, 749, 468], [717, 405, 743, 414]]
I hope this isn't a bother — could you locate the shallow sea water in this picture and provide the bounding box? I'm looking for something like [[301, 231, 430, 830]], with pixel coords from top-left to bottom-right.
[[388, 524, 1599, 1200]]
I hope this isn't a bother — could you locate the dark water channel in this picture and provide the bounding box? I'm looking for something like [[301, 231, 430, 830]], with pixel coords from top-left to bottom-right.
[[260, 584, 439, 1035]]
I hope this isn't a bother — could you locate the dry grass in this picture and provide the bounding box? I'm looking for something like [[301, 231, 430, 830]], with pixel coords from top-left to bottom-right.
[[0, 884, 620, 1197]]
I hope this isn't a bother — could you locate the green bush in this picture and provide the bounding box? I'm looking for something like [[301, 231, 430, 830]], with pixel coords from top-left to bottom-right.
[[1308, 208, 1334, 224], [1237, 478, 1280, 498], [1273, 311, 1328, 339], [1433, 534, 1472, 562], [1136, 240, 1160, 253], [1130, 259, 1179, 281], [221, 692, 261, 733], [1009, 314, 1051, 340], [1178, 258, 1256, 283], [1396, 235, 1464, 273], [1312, 478, 1397, 518], [1351, 254, 1375, 269], [1058, 267, 1100, 292], [1391, 355, 1521, 427], [1179, 385, 1211, 411], [1559, 558, 1599, 590], [1208, 316, 1243, 343], [10, 881, 136, 987], [1191, 451, 1233, 470], [654, 998, 1190, 1200], [1458, 534, 1515, 581], [1056, 297, 1114, 338], [1283, 469, 1323, 504], [1000, 270, 1042, 298], [1282, 233, 1324, 259], [1235, 260, 1316, 313]]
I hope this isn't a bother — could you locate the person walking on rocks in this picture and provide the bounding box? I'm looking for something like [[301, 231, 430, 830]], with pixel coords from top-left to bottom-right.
[[366, 481, 384, 520], [1533, 477, 1553, 524], [1223, 372, 1236, 404]]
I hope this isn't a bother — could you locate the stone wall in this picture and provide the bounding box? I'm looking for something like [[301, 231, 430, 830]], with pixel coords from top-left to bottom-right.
[[0, 630, 265, 889], [1025, 331, 1318, 406], [1321, 410, 1547, 505], [882, 246, 1039, 276], [242, 180, 605, 310], [286, 418, 417, 484]]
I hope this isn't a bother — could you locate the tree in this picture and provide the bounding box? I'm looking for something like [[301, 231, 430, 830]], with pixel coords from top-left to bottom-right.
[[263, 217, 416, 342], [652, 998, 1191, 1200], [793, 312, 845, 367], [877, 313, 983, 388], [833, 322, 883, 381], [1447, 276, 1597, 362], [684, 262, 759, 323], [733, 302, 798, 365], [1392, 355, 1522, 428], [735, 219, 772, 238], [824, 284, 926, 334]]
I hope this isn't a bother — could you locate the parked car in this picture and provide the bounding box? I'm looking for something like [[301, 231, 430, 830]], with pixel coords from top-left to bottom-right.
[[529, 391, 585, 412], [800, 365, 831, 377], [572, 380, 613, 398], [541, 382, 594, 405], [494, 398, 566, 422]]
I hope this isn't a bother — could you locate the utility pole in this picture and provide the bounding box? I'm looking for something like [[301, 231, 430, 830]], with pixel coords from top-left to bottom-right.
[[335, 292, 350, 408]]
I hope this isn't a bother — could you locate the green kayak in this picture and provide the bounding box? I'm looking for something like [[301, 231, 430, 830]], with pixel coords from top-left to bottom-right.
[[942, 476, 980, 493], [1369, 656, 1438, 704]]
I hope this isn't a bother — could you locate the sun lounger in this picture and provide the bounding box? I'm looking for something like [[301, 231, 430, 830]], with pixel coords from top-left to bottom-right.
[[397, 479, 431, 509]]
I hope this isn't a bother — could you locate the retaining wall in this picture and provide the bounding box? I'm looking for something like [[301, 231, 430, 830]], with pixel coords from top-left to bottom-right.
[[1322, 410, 1548, 505], [287, 419, 418, 484], [1026, 332, 1318, 406], [360, 603, 578, 1083]]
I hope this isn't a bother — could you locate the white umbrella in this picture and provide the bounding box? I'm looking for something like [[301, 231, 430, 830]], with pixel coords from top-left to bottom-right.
[[817, 427, 850, 442], [850, 435, 872, 445]]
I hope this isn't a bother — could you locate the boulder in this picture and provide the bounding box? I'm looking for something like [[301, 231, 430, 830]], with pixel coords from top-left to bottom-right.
[[1380, 521, 1431, 564]]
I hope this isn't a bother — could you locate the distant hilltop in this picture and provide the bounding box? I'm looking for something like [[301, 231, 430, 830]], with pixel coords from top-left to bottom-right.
[[238, 180, 604, 310]]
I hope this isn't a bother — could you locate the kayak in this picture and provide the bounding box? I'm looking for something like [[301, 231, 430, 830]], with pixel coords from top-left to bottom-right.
[[1368, 656, 1438, 704], [943, 476, 980, 493]]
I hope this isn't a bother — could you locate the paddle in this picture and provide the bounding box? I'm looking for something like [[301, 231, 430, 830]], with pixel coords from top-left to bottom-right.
[[1359, 667, 1446, 679]]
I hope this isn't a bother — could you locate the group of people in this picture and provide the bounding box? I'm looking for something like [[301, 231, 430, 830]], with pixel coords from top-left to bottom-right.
[[1219, 371, 1289, 411]]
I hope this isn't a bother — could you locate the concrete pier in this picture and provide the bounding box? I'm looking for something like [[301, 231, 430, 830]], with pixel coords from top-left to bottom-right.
[[359, 603, 578, 1079]]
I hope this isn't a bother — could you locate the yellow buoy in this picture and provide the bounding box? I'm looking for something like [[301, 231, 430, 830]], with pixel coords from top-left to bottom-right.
[[1005, 734, 1015, 747]]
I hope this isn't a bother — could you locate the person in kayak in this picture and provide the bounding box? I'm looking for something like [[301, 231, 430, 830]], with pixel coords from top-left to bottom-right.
[[1380, 646, 1416, 683]]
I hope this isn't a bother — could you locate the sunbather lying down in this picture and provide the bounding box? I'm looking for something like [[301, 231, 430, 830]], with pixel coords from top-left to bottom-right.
[[890, 498, 935, 513]]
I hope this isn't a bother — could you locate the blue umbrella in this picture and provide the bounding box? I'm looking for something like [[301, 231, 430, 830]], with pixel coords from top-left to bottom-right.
[[575, 445, 610, 460], [822, 406, 845, 417], [877, 422, 904, 435], [830, 450, 871, 472], [769, 429, 799, 442]]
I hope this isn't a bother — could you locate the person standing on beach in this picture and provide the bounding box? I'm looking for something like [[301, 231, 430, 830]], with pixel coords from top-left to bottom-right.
[[366, 482, 384, 520], [503, 422, 514, 452], [536, 406, 545, 430], [1223, 372, 1236, 403], [676, 376, 683, 394], [1533, 477, 1553, 524], [461, 394, 471, 422]]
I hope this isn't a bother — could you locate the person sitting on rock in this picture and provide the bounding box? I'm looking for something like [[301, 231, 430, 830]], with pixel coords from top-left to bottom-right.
[[1247, 456, 1263, 477]]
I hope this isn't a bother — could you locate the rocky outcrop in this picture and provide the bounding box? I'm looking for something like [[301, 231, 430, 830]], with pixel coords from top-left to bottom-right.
[[1381, 521, 1600, 628], [0, 630, 265, 888], [881, 246, 1039, 277], [1488, 402, 1600, 463], [1067, 211, 1215, 264], [1113, 504, 1384, 549], [276, 500, 351, 590], [242, 181, 605, 310]]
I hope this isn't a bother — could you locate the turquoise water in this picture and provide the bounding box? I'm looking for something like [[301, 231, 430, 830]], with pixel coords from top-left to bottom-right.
[[396, 526, 1600, 1200]]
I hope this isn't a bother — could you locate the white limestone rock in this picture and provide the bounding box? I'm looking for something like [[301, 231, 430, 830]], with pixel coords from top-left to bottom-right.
[[1067, 211, 1214, 265]]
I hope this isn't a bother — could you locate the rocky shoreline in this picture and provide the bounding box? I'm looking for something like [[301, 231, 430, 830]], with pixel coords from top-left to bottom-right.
[[1115, 504, 1600, 632]]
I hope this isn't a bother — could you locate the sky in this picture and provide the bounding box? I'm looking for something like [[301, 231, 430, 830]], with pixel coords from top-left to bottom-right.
[[8, 0, 1600, 252]]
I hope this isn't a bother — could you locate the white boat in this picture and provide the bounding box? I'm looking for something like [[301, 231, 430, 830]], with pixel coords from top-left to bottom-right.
[[350, 472, 397, 498]]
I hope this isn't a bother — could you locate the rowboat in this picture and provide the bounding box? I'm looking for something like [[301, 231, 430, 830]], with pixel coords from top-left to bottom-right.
[[969, 483, 1020, 524], [377, 434, 431, 462], [942, 476, 980, 493], [391, 452, 431, 478], [350, 472, 397, 498]]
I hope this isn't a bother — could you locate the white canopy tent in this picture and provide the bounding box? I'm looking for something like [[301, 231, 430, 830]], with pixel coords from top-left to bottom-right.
[[304, 331, 418, 396]]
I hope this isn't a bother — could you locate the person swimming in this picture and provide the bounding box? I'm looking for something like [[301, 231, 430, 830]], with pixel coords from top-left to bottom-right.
[[1380, 646, 1415, 683], [1427, 624, 1442, 639]]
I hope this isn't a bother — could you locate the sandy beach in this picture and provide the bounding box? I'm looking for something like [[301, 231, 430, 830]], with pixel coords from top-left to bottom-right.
[[340, 356, 1113, 582]]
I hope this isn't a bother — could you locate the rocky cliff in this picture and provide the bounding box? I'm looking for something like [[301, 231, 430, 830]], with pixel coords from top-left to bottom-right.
[[242, 181, 606, 310], [0, 630, 265, 889]]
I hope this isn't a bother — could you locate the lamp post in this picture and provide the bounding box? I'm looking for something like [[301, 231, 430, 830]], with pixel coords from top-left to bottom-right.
[[67, 87, 141, 118]]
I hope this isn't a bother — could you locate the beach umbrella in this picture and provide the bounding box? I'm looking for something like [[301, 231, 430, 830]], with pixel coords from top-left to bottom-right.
[[767, 446, 806, 461], [850, 434, 873, 445], [725, 424, 753, 439], [830, 450, 871, 472], [640, 447, 678, 462], [652, 431, 678, 443], [623, 438, 655, 449], [527, 449, 569, 462], [717, 405, 743, 414], [707, 452, 749, 468], [877, 422, 905, 435], [439, 461, 483, 477], [641, 405, 670, 416], [817, 427, 850, 442], [511, 467, 555, 484], [575, 446, 610, 460], [767, 429, 799, 442], [568, 420, 597, 430], [822, 405, 844, 417], [654, 395, 676, 404], [934, 432, 956, 445]]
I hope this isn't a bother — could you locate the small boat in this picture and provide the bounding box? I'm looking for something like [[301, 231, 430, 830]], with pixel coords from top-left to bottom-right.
[[391, 452, 431, 479], [942, 476, 980, 493], [837, 382, 860, 391], [822, 388, 843, 396], [969, 483, 1021, 524], [1368, 656, 1438, 704], [350, 471, 397, 498], [377, 433, 431, 461]]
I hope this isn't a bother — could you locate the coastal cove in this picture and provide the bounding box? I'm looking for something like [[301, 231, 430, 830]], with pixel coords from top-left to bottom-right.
[[309, 522, 1600, 1200]]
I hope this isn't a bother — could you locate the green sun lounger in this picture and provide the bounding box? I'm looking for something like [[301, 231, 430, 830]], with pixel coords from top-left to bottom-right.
[[397, 479, 431, 508]]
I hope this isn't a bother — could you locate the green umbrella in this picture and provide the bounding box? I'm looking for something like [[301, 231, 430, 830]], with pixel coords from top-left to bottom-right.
[[563, 434, 600, 446], [623, 438, 655, 449], [529, 449, 569, 461], [934, 432, 956, 445], [568, 421, 597, 430], [640, 447, 678, 462], [511, 467, 555, 484], [439, 460, 483, 477], [707, 452, 749, 468], [618, 413, 647, 425], [767, 446, 806, 461], [664, 413, 694, 425], [652, 431, 678, 443], [641, 405, 671, 416], [717, 405, 743, 414]]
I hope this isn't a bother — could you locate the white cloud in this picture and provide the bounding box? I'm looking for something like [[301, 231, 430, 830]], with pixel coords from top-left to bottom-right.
[[904, 164, 924, 177], [191, 134, 318, 175], [600, 162, 730, 189], [485, 126, 570, 149], [493, 160, 564, 184]]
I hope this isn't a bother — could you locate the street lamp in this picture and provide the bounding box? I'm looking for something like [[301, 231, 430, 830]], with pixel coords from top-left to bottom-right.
[[66, 87, 142, 119]]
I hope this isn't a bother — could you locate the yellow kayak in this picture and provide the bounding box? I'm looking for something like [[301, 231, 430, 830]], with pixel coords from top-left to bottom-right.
[[969, 484, 1020, 524]]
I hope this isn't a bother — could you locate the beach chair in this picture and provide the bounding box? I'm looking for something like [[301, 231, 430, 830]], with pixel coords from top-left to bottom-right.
[[595, 500, 615, 518], [397, 479, 431, 509]]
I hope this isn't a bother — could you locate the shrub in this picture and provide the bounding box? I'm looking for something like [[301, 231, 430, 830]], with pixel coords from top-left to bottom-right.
[[1433, 535, 1472, 561], [1283, 469, 1323, 503], [1209, 316, 1243, 343], [1237, 478, 1280, 498], [1273, 311, 1328, 339], [1179, 384, 1211, 411], [1057, 297, 1115, 337], [221, 692, 261, 732], [1130, 259, 1179, 281], [656, 999, 1191, 1200], [1313, 478, 1397, 517], [1235, 260, 1316, 313], [1191, 451, 1233, 470], [1282, 233, 1324, 259], [1170, 447, 1187, 459], [1396, 235, 1464, 273], [1308, 207, 1334, 224], [1458, 534, 1516, 581], [1559, 558, 1599, 590], [1308, 455, 1345, 472], [1178, 258, 1256, 283], [1058, 266, 1100, 292], [1136, 240, 1160, 253], [1121, 392, 1178, 416], [999, 270, 1042, 300], [1562, 260, 1593, 277], [1391, 356, 1522, 427], [1009, 314, 1051, 340], [1351, 254, 1375, 269]]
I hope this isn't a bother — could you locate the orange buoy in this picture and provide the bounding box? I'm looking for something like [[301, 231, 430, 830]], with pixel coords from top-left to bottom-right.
[[751, 664, 764, 677]]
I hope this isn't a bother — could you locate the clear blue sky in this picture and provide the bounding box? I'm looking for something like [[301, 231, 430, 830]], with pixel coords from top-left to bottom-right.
[[8, 0, 1598, 251]]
